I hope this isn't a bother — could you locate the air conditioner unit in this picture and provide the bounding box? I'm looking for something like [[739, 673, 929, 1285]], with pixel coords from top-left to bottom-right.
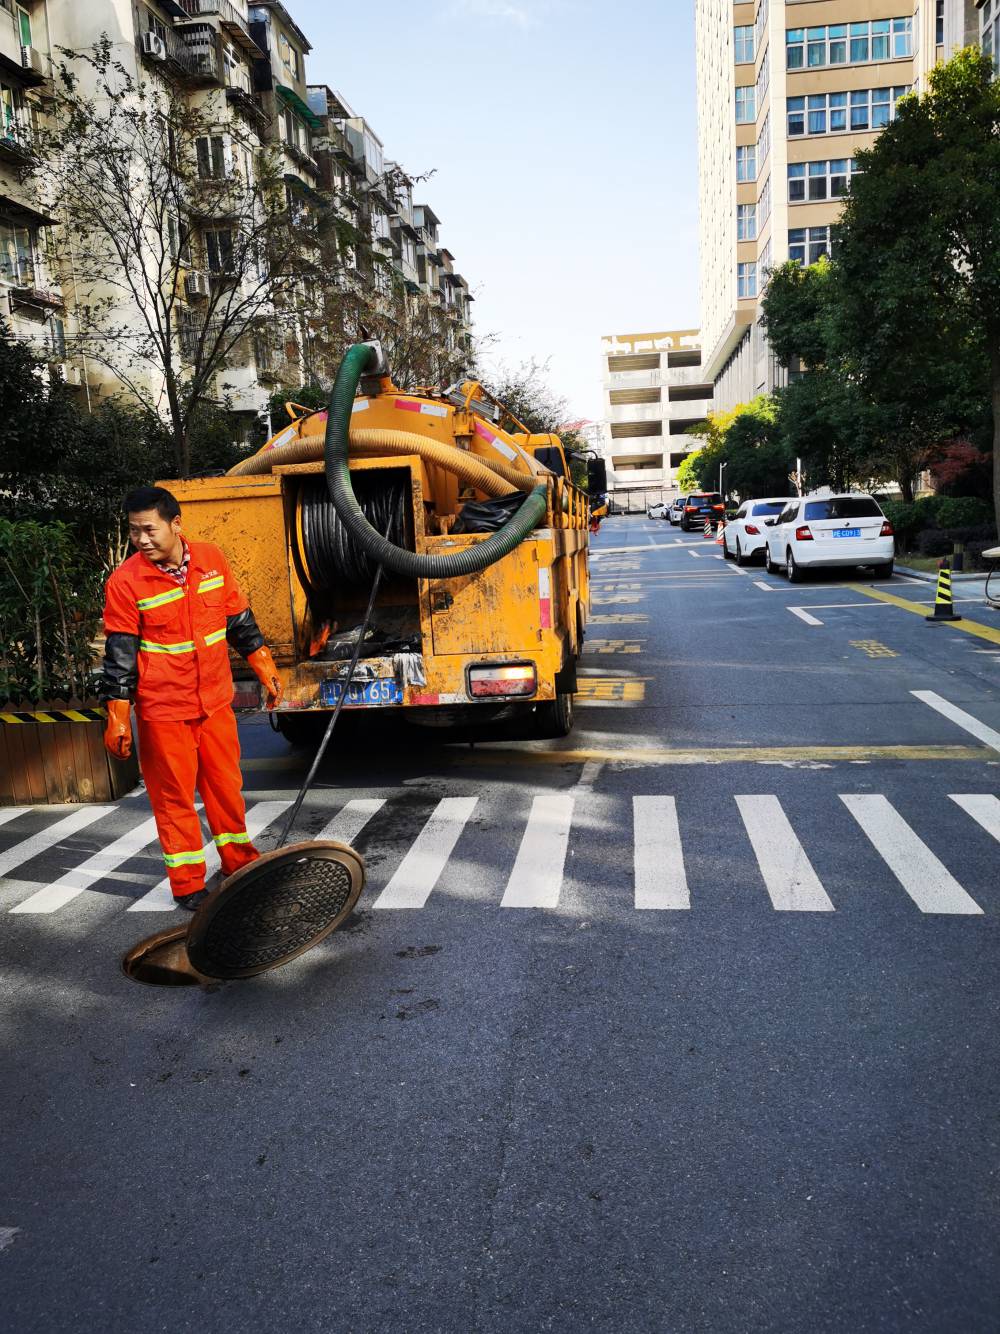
[[140, 32, 167, 62], [20, 45, 44, 76], [185, 271, 210, 299]]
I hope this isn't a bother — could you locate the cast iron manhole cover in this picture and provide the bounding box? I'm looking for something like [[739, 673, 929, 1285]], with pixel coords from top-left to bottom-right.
[[186, 840, 365, 979]]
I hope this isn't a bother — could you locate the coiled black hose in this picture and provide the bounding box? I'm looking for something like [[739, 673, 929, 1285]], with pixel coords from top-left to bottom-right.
[[324, 344, 549, 579], [300, 473, 408, 591]]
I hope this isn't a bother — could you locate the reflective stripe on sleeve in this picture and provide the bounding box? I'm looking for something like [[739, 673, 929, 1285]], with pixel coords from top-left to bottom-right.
[[137, 587, 186, 611], [213, 831, 251, 847], [139, 638, 196, 655], [162, 848, 207, 868], [198, 576, 225, 594], [204, 627, 228, 647]]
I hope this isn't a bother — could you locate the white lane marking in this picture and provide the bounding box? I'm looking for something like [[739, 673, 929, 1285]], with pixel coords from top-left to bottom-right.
[[0, 808, 28, 831], [712, 553, 725, 560], [0, 1226, 19, 1250], [634, 796, 689, 910], [0, 807, 114, 884], [372, 797, 478, 910], [736, 796, 834, 912], [501, 794, 575, 909], [753, 580, 777, 591], [789, 606, 823, 626], [688, 550, 702, 559], [949, 795, 1000, 845], [11, 815, 162, 913], [318, 798, 385, 845], [128, 800, 292, 911], [911, 690, 1000, 755], [840, 794, 983, 915]]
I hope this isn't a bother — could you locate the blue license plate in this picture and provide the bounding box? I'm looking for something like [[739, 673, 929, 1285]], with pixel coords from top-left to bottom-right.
[[320, 677, 404, 707], [832, 528, 861, 538]]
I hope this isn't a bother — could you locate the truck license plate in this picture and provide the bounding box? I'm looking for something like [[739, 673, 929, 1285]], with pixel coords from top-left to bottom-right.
[[832, 528, 861, 538], [320, 678, 404, 707]]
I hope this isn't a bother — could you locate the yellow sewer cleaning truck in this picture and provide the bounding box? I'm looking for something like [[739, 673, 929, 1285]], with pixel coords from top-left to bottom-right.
[[161, 342, 592, 742]]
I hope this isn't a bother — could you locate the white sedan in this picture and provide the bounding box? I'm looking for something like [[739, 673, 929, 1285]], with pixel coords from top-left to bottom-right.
[[763, 493, 895, 581], [722, 497, 791, 565], [647, 502, 668, 519]]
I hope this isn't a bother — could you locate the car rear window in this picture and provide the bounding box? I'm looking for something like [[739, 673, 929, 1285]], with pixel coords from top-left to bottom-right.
[[690, 493, 722, 504], [752, 501, 786, 516], [803, 498, 882, 520]]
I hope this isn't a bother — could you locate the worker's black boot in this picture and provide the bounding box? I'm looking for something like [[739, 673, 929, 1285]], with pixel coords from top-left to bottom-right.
[[175, 888, 211, 913]]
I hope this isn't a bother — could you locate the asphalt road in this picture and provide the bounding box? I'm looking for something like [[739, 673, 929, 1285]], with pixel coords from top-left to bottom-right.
[[3, 517, 1000, 1332]]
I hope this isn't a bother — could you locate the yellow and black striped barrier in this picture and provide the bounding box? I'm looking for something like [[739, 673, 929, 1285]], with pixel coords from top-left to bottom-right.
[[0, 707, 107, 724], [925, 564, 961, 623]]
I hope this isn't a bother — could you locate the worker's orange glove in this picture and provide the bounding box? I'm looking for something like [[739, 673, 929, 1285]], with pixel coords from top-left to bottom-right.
[[103, 699, 133, 760], [247, 645, 283, 711]]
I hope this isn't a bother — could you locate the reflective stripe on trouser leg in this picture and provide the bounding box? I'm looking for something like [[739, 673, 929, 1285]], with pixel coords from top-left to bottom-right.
[[195, 705, 259, 876], [136, 714, 207, 898]]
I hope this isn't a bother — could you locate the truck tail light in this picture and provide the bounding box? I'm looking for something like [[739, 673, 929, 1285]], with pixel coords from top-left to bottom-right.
[[880, 520, 894, 537], [468, 663, 537, 698], [795, 525, 814, 541], [744, 524, 760, 535]]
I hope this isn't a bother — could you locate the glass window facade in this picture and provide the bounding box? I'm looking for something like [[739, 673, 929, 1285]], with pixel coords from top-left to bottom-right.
[[787, 87, 908, 137], [786, 17, 911, 69]]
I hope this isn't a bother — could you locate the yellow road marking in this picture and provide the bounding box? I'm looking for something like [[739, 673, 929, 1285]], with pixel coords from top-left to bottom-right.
[[451, 743, 990, 767], [849, 584, 1000, 645], [849, 639, 898, 659], [592, 595, 645, 606], [590, 613, 649, 624], [575, 678, 648, 702], [584, 639, 644, 654]]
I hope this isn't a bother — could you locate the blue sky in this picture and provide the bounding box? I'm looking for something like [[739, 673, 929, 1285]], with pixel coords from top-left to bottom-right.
[[291, 0, 700, 419]]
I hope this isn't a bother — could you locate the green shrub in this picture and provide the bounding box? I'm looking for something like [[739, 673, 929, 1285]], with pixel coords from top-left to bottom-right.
[[934, 496, 994, 529], [0, 519, 104, 703]]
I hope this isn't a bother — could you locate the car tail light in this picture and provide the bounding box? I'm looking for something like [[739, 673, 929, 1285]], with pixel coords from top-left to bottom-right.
[[684, 506, 697, 512], [468, 663, 537, 698], [795, 525, 813, 541], [880, 520, 894, 537], [744, 524, 760, 535], [712, 504, 724, 511]]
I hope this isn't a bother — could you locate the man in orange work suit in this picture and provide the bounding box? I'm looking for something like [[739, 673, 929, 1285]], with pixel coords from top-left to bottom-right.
[[100, 486, 284, 911]]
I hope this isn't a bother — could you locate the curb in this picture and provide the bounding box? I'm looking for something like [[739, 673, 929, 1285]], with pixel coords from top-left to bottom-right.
[[896, 563, 988, 584]]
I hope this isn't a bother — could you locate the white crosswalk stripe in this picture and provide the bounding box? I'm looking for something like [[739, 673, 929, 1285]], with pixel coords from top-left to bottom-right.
[[736, 796, 835, 912], [127, 800, 292, 911], [633, 796, 689, 910], [373, 797, 478, 910], [0, 806, 115, 885], [501, 794, 574, 908], [11, 815, 162, 914], [948, 794, 1000, 845], [840, 794, 984, 915], [318, 798, 386, 845], [2, 790, 998, 920]]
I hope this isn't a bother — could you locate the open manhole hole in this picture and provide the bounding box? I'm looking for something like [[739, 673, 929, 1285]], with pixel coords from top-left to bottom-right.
[[122, 841, 366, 986]]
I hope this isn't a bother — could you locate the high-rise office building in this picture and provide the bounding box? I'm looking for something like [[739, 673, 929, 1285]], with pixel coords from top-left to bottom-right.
[[696, 0, 982, 413]]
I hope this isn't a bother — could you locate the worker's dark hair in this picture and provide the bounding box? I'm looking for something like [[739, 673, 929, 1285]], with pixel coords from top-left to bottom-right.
[[124, 486, 180, 522]]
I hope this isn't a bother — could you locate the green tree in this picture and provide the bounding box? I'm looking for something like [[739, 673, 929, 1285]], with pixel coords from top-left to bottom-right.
[[675, 450, 702, 494], [686, 398, 793, 499], [834, 48, 999, 522]]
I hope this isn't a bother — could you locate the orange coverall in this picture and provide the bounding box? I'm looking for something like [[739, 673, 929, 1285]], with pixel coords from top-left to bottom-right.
[[102, 540, 262, 900]]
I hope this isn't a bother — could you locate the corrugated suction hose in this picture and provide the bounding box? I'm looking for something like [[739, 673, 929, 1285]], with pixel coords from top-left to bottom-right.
[[323, 344, 548, 580]]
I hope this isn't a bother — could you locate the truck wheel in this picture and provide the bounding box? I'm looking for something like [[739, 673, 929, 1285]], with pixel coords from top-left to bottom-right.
[[534, 691, 575, 739], [275, 713, 329, 748]]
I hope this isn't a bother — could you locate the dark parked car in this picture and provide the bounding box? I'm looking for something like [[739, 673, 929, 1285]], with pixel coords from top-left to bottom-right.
[[680, 491, 725, 532]]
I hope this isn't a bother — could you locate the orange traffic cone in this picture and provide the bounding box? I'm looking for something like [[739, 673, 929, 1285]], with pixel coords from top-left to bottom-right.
[[714, 522, 725, 544], [703, 518, 712, 538]]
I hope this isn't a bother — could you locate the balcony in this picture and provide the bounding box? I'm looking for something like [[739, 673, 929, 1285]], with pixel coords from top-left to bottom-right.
[[0, 121, 33, 163], [175, 0, 263, 55], [604, 369, 662, 390]]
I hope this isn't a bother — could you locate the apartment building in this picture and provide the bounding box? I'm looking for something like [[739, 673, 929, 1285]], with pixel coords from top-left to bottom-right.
[[598, 330, 713, 508], [0, 0, 474, 430], [696, 0, 983, 413]]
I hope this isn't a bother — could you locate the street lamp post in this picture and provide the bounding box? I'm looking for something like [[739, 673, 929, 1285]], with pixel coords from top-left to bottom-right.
[[719, 461, 728, 501]]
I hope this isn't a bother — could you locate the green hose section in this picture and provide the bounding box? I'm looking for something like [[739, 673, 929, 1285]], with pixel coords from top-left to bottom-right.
[[325, 344, 549, 580]]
